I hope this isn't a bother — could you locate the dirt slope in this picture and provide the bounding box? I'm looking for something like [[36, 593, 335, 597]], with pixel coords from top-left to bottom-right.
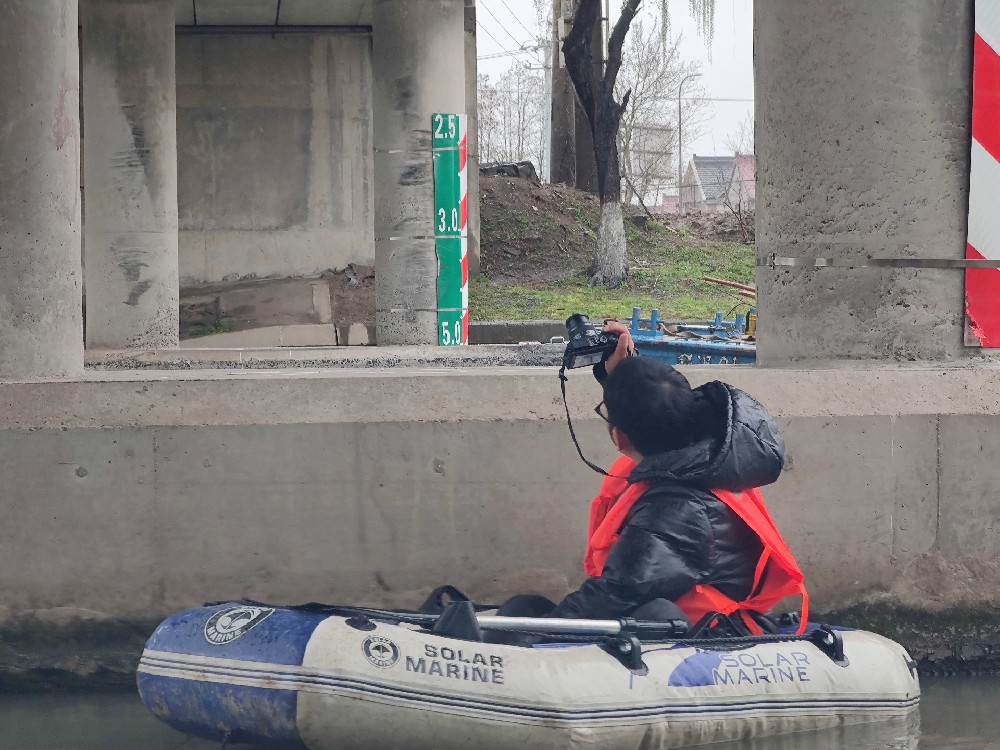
[[480, 175, 754, 284]]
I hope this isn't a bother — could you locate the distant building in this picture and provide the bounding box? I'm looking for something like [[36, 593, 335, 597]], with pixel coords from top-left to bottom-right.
[[725, 154, 756, 211], [625, 123, 675, 207], [680, 155, 737, 213], [658, 195, 679, 215]]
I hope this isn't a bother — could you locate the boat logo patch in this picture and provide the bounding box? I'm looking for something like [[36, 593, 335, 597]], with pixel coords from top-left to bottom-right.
[[204, 606, 275, 645], [667, 648, 813, 687], [362, 635, 400, 668]]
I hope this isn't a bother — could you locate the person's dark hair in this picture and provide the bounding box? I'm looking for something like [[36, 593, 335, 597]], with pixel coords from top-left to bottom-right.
[[603, 357, 704, 455]]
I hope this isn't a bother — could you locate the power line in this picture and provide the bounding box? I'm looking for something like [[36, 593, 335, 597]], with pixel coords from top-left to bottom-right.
[[478, 48, 538, 61], [476, 20, 519, 57], [496, 0, 538, 41], [478, 2, 531, 50]]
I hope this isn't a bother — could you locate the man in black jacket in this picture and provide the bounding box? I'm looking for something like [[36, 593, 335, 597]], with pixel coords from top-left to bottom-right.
[[549, 353, 784, 622], [498, 332, 788, 626]]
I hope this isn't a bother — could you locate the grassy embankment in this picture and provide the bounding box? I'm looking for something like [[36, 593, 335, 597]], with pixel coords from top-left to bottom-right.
[[471, 197, 755, 322]]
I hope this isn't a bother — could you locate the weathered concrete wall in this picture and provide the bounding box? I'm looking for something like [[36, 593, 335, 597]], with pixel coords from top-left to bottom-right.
[[755, 0, 984, 365], [2, 365, 1000, 624], [175, 31, 374, 285], [82, 0, 179, 349], [0, 0, 84, 378]]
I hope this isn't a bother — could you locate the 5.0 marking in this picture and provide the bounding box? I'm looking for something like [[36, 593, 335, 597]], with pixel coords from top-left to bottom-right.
[[440, 320, 463, 345]]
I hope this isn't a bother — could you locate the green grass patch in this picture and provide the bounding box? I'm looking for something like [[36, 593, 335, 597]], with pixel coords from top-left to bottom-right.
[[185, 319, 232, 338], [471, 239, 755, 322]]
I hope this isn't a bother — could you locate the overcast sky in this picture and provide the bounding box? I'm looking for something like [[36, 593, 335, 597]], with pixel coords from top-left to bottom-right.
[[476, 0, 754, 161]]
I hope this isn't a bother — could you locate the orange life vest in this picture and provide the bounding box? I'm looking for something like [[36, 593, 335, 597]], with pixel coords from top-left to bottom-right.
[[585, 455, 809, 635]]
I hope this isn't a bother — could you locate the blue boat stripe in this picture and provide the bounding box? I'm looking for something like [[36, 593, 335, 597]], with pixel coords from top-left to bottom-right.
[[139, 654, 918, 724]]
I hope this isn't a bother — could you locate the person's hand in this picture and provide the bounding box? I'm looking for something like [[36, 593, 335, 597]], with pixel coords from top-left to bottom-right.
[[603, 320, 635, 374]]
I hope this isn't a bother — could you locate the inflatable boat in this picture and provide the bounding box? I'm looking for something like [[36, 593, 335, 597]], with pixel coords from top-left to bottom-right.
[[137, 600, 920, 749]]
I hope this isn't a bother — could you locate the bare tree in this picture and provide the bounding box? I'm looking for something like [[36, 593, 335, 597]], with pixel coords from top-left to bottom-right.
[[477, 66, 547, 172], [722, 113, 755, 243], [562, 0, 641, 287], [562, 0, 716, 288], [725, 111, 754, 156], [533, 0, 551, 33], [662, 0, 717, 46], [617, 18, 710, 209]]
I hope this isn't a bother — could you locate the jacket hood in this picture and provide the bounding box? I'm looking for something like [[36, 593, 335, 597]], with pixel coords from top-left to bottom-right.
[[629, 381, 784, 491]]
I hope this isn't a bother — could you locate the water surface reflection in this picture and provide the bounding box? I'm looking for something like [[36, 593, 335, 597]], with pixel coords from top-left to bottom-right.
[[0, 677, 997, 749]]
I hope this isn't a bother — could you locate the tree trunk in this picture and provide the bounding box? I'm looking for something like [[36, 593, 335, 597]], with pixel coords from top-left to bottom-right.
[[562, 0, 641, 288], [591, 100, 627, 286], [575, 18, 603, 195], [594, 201, 627, 286]]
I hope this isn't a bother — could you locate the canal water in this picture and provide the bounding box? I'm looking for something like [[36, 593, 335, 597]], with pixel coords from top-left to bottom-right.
[[0, 677, 997, 749]]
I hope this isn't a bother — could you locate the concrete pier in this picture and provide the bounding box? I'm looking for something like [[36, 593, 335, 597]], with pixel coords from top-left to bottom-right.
[[0, 0, 84, 378], [755, 0, 980, 366], [82, 0, 179, 349], [372, 0, 467, 344]]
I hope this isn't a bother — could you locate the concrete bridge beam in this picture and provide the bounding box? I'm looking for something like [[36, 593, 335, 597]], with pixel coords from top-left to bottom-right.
[[372, 0, 467, 345], [82, 0, 179, 350], [0, 0, 84, 378]]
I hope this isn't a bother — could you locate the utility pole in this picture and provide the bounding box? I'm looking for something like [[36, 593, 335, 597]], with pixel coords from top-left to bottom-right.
[[550, 0, 603, 193], [541, 26, 553, 183], [550, 0, 577, 186]]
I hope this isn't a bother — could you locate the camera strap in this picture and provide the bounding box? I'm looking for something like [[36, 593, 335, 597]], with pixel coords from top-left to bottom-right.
[[558, 366, 614, 477]]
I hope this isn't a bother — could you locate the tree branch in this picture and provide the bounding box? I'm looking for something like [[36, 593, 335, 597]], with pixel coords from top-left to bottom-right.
[[604, 0, 642, 94]]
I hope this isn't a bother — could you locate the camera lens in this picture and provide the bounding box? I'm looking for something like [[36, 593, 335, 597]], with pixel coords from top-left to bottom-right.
[[565, 313, 594, 340]]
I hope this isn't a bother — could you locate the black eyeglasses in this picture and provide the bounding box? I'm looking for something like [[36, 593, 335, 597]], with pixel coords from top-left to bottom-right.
[[595, 401, 611, 424]]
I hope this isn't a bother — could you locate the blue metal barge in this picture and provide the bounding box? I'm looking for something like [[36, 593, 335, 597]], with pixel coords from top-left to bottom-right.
[[625, 308, 756, 365]]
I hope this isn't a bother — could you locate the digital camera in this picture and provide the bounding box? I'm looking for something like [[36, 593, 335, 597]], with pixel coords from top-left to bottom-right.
[[562, 314, 620, 369]]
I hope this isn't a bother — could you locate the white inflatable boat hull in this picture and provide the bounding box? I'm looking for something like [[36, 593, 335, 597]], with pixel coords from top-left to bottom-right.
[[138, 603, 920, 749]]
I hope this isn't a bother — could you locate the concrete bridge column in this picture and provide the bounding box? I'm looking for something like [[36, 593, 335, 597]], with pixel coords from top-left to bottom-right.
[[0, 0, 84, 378], [372, 0, 467, 345], [82, 0, 179, 349], [755, 0, 975, 366]]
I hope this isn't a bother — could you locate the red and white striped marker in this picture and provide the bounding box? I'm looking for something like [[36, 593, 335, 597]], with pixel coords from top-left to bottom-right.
[[459, 126, 469, 344], [967, 1, 1000, 346]]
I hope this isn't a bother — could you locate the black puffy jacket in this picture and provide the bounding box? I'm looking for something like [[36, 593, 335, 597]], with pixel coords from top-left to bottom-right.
[[549, 381, 785, 620]]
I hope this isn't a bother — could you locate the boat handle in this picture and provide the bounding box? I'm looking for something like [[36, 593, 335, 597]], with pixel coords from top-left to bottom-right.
[[811, 626, 850, 667]]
